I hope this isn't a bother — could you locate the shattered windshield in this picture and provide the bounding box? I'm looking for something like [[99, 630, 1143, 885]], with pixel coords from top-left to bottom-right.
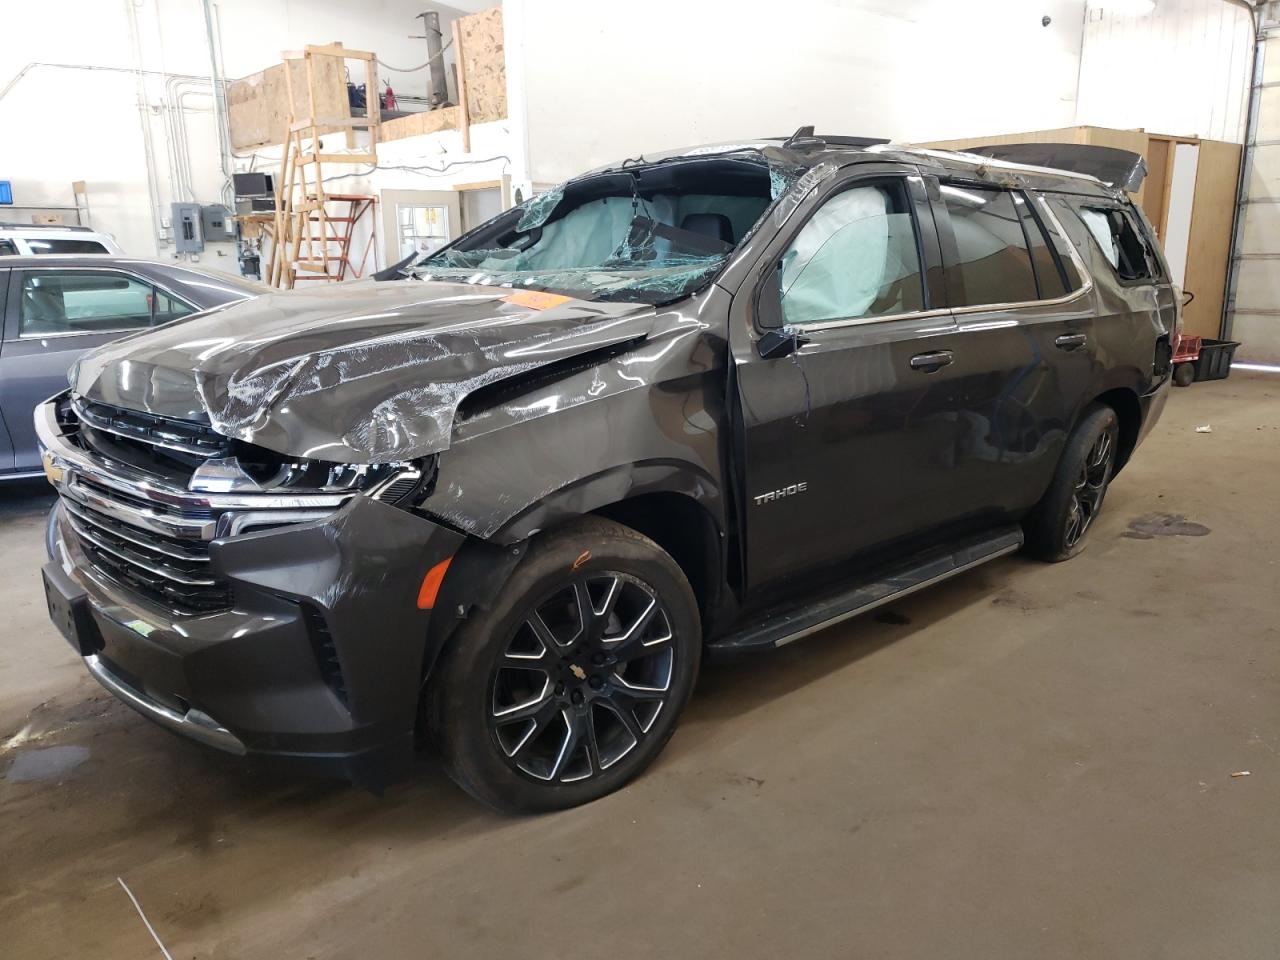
[[410, 152, 801, 304]]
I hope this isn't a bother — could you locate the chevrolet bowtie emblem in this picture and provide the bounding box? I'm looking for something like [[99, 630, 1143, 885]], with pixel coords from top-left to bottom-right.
[[569, 664, 587, 681]]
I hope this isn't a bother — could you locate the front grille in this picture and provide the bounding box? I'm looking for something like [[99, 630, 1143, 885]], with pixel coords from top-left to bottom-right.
[[48, 394, 351, 619], [61, 485, 230, 615], [72, 397, 231, 459]]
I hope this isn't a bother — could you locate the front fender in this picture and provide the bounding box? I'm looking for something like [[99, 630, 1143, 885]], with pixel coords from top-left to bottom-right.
[[418, 303, 730, 543], [492, 460, 725, 543]]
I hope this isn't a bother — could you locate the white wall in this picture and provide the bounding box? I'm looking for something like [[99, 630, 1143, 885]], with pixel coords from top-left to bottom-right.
[[1076, 0, 1253, 141], [3, 0, 1260, 281], [0, 0, 490, 272], [509, 0, 1090, 184]]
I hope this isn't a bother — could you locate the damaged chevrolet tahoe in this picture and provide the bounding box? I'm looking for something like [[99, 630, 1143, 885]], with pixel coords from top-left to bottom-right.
[[38, 132, 1175, 811]]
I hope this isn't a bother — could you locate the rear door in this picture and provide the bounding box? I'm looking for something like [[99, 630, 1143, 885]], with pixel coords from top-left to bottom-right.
[[926, 179, 1100, 522], [0, 266, 158, 469], [730, 162, 971, 588]]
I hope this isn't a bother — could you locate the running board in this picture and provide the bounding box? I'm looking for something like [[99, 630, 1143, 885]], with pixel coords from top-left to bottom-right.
[[709, 527, 1024, 653]]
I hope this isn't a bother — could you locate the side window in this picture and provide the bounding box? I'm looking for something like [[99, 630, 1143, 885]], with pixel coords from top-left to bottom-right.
[[939, 185, 1038, 307], [25, 238, 109, 255], [0, 240, 16, 256], [1013, 192, 1070, 300], [779, 180, 925, 327], [153, 290, 195, 324], [18, 271, 154, 337], [1078, 206, 1155, 282]]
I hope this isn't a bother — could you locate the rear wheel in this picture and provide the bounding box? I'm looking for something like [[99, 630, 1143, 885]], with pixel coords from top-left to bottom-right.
[[1173, 362, 1196, 387], [1024, 404, 1119, 562], [428, 517, 700, 812]]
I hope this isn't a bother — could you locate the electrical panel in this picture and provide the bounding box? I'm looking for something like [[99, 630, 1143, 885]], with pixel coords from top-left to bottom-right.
[[171, 202, 203, 253], [201, 204, 235, 242]]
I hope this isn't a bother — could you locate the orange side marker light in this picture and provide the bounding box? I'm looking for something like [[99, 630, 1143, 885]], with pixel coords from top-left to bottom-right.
[[417, 556, 453, 609]]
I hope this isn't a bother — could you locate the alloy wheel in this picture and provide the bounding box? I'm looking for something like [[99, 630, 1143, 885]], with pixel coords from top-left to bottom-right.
[[488, 572, 676, 784], [1064, 430, 1113, 548]]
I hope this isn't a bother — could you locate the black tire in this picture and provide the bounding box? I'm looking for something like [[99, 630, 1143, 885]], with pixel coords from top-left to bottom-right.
[[1173, 363, 1196, 387], [427, 516, 701, 813], [1024, 404, 1119, 562]]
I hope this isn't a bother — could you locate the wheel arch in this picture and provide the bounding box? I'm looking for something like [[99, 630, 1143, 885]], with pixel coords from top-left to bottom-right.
[[590, 491, 728, 638], [1088, 386, 1142, 475], [491, 464, 733, 639]]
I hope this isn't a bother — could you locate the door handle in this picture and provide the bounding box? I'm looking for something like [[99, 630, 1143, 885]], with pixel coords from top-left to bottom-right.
[[909, 350, 954, 372], [1055, 333, 1087, 351]]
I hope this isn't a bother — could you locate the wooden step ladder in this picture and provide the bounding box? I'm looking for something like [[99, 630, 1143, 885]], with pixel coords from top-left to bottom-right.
[[267, 44, 382, 288], [290, 195, 377, 282]]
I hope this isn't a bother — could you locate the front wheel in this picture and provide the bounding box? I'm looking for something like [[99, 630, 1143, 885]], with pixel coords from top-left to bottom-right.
[[1024, 404, 1119, 562], [428, 517, 700, 812]]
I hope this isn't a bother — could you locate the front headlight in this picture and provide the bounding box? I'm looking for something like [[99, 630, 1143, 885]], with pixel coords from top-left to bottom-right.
[[188, 446, 437, 504]]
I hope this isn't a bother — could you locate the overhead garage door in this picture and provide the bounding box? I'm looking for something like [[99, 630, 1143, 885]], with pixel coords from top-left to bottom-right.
[[1230, 6, 1280, 362]]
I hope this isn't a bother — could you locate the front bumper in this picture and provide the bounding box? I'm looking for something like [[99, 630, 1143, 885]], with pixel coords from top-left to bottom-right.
[[38, 398, 464, 785]]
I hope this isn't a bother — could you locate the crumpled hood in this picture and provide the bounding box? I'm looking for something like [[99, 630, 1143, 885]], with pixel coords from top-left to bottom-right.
[[73, 280, 656, 463]]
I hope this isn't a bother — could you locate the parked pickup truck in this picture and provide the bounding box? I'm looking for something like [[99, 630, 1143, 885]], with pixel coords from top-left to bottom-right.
[[37, 132, 1175, 812]]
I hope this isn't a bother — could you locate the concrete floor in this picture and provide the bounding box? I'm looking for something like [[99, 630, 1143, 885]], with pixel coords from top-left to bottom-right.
[[1, 374, 1277, 959]]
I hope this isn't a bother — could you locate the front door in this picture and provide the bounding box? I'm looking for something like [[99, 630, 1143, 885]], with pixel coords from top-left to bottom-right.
[[731, 165, 970, 589], [0, 267, 158, 469]]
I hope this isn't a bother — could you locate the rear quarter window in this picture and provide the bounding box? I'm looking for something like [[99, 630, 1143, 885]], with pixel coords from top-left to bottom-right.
[[1076, 205, 1158, 283]]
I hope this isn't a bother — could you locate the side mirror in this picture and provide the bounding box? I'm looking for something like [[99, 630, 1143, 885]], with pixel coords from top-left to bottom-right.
[[758, 328, 808, 359], [754, 260, 807, 357]]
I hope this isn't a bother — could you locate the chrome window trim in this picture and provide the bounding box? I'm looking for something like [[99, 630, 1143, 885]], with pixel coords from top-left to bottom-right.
[[13, 264, 199, 341], [783, 307, 953, 335], [20, 327, 148, 341]]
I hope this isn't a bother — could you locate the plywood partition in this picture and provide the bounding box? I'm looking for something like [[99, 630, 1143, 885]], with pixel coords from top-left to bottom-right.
[[228, 56, 350, 152], [1183, 139, 1242, 338], [381, 5, 506, 145], [918, 125, 1241, 338]]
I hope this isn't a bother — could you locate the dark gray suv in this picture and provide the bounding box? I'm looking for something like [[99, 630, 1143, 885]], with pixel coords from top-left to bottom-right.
[[37, 134, 1174, 812]]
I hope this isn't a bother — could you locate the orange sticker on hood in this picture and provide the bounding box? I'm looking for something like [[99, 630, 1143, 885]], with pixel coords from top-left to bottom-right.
[[502, 290, 573, 311]]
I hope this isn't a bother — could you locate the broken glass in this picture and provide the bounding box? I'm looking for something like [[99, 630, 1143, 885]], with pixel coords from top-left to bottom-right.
[[515, 186, 565, 231], [413, 155, 780, 303]]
